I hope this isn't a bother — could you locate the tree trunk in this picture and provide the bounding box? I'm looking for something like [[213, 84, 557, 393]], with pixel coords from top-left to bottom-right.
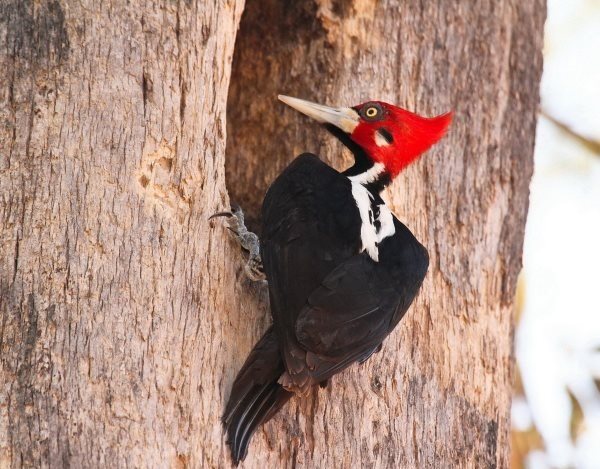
[[0, 0, 544, 468]]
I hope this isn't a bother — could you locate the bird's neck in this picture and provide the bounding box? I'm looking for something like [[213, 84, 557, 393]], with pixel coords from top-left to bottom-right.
[[343, 161, 391, 199], [343, 160, 396, 262], [324, 123, 392, 196]]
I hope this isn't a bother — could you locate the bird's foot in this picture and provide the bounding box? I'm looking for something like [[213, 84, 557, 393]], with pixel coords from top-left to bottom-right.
[[209, 205, 266, 283]]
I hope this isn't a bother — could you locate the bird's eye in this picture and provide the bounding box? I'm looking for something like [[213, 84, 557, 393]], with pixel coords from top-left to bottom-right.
[[359, 103, 384, 121], [365, 107, 378, 118]]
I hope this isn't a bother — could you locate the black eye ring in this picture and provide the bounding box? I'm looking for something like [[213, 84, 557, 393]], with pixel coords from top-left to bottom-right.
[[359, 102, 384, 121]]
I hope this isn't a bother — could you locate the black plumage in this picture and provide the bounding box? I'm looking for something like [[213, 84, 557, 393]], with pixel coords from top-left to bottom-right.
[[223, 153, 429, 463]]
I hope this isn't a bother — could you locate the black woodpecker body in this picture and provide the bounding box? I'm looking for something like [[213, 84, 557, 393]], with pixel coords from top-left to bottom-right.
[[222, 96, 452, 463]]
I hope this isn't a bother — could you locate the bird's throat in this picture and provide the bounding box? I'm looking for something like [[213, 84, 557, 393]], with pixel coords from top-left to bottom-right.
[[344, 161, 391, 197]]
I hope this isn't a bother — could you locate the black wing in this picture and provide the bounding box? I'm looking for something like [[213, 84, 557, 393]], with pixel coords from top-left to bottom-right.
[[261, 154, 428, 391], [295, 255, 397, 358], [294, 219, 429, 383], [261, 154, 361, 387]]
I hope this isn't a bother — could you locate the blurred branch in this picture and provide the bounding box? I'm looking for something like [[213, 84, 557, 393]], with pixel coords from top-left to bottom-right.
[[541, 110, 600, 156]]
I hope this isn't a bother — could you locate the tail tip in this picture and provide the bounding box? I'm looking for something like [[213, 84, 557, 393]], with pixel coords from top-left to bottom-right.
[[225, 435, 248, 466]]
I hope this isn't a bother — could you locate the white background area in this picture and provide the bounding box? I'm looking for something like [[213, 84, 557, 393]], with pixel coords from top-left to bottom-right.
[[514, 0, 600, 467]]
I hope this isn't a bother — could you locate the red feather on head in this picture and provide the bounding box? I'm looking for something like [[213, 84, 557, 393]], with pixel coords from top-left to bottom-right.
[[351, 102, 453, 177]]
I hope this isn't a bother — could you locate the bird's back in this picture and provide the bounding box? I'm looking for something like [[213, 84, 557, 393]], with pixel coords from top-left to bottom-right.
[[261, 153, 362, 318]]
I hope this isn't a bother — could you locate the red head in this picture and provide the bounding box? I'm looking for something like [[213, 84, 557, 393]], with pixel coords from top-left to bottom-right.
[[350, 101, 452, 176], [279, 95, 452, 179]]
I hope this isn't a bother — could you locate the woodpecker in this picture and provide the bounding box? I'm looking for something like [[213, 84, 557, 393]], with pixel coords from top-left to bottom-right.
[[215, 95, 452, 464]]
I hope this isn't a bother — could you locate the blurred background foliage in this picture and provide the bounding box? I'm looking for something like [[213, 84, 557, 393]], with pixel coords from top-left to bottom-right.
[[511, 1, 600, 468]]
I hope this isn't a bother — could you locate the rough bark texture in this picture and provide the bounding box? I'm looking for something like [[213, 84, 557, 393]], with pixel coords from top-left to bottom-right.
[[0, 0, 544, 468], [0, 0, 247, 467], [225, 1, 545, 468]]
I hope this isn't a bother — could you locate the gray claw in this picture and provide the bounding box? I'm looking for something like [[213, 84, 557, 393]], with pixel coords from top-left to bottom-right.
[[210, 205, 266, 283]]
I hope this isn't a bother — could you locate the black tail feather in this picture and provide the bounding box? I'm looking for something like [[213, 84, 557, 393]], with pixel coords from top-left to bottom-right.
[[223, 326, 293, 464]]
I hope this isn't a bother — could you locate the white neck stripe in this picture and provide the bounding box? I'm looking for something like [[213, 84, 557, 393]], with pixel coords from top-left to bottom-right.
[[347, 162, 395, 262], [348, 162, 386, 185]]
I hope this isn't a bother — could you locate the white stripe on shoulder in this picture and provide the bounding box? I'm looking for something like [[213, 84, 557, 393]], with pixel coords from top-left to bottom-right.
[[376, 205, 395, 242], [347, 161, 395, 262], [350, 182, 380, 261]]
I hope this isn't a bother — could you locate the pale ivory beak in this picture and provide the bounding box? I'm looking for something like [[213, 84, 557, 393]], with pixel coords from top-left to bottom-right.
[[278, 95, 360, 134]]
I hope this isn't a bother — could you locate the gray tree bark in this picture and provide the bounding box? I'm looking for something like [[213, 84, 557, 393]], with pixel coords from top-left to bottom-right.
[[0, 0, 544, 468]]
